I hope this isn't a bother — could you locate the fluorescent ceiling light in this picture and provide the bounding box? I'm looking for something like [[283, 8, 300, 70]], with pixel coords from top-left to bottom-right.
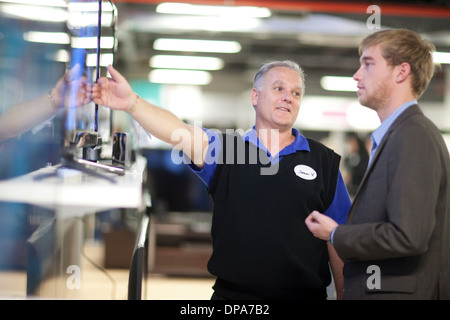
[[71, 37, 115, 49], [24, 32, 115, 49], [433, 51, 450, 64], [321, 76, 357, 92], [68, 1, 115, 13], [1, 4, 67, 22], [45, 49, 70, 63], [150, 55, 224, 70], [67, 13, 114, 28], [86, 53, 114, 67], [67, 1, 116, 28], [23, 31, 70, 44], [153, 38, 241, 53], [149, 69, 212, 85], [0, 0, 67, 7], [156, 2, 271, 18], [180, 16, 261, 32], [52, 49, 70, 63]]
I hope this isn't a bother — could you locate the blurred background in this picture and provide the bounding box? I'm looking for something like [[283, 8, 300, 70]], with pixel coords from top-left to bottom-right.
[[0, 0, 449, 300]]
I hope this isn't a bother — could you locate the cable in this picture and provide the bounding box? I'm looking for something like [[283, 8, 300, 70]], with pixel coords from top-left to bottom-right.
[[108, 0, 117, 141], [79, 216, 118, 300], [94, 0, 102, 132]]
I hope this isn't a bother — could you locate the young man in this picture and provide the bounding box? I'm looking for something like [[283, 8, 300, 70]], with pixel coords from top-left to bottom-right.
[[92, 60, 351, 299], [305, 29, 450, 299]]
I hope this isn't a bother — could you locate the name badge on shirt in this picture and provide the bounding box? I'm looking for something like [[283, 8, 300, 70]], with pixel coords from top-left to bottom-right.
[[294, 165, 317, 180]]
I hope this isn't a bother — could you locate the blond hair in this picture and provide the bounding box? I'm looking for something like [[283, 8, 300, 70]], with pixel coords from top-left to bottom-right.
[[359, 29, 436, 98]]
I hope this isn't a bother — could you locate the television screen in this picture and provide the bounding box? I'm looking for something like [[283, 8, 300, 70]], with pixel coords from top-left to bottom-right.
[[142, 148, 214, 214]]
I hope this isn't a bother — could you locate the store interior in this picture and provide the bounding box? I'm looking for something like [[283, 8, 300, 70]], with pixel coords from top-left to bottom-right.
[[0, 0, 449, 300]]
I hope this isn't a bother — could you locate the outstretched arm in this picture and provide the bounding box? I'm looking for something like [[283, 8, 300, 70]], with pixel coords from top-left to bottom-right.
[[0, 65, 90, 143], [91, 64, 209, 168]]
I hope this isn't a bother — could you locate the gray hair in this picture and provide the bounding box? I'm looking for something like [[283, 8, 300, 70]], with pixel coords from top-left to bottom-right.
[[253, 60, 306, 96]]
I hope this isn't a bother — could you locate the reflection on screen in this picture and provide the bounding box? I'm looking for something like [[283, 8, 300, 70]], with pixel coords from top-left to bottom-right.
[[65, 0, 117, 155], [0, 1, 118, 178]]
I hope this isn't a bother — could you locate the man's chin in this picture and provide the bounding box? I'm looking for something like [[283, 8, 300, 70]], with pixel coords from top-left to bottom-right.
[[357, 97, 370, 109]]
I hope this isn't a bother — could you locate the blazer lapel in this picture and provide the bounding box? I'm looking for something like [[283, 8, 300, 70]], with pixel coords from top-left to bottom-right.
[[346, 104, 423, 219]]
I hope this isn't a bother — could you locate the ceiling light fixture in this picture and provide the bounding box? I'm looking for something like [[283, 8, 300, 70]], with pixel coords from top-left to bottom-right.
[[433, 51, 450, 64], [153, 38, 241, 53], [23, 31, 70, 44], [149, 69, 212, 85], [71, 36, 115, 49], [86, 53, 114, 67], [0, 0, 66, 7], [1, 4, 67, 22], [149, 55, 224, 70], [156, 2, 271, 18], [67, 1, 115, 12], [50, 49, 70, 63], [67, 1, 116, 28], [320, 76, 358, 92]]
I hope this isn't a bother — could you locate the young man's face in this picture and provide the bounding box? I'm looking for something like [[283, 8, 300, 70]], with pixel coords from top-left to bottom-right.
[[251, 67, 303, 131], [353, 44, 396, 111]]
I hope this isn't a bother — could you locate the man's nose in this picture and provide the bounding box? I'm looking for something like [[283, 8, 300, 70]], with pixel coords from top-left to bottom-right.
[[282, 91, 293, 102], [353, 67, 362, 81]]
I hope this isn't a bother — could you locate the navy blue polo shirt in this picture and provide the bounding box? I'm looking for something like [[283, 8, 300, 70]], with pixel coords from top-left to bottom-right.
[[188, 127, 350, 224]]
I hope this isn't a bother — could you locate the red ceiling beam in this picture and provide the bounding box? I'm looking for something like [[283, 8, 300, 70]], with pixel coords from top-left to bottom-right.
[[113, 0, 450, 18]]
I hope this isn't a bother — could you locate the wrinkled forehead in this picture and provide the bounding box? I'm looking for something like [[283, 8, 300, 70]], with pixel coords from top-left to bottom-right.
[[265, 67, 303, 89]]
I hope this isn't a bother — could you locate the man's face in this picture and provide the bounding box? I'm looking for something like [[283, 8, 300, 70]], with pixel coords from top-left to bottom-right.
[[353, 44, 396, 111], [251, 66, 303, 131]]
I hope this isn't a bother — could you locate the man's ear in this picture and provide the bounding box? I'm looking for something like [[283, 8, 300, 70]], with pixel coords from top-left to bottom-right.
[[251, 88, 259, 108], [395, 62, 411, 83]]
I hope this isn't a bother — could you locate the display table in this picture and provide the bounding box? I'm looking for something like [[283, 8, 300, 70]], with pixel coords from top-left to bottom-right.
[[0, 156, 146, 218], [0, 156, 147, 299]]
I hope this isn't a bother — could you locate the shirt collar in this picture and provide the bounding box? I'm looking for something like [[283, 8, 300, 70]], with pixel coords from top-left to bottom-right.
[[371, 100, 417, 149], [243, 126, 310, 157]]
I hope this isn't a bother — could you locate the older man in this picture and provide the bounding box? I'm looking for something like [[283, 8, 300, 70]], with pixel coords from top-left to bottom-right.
[[93, 60, 351, 300]]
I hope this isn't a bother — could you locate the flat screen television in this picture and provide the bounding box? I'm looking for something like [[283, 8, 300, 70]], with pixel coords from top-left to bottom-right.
[[142, 148, 214, 214]]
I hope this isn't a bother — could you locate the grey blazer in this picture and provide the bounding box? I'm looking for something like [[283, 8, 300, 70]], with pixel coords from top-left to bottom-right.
[[334, 105, 450, 299]]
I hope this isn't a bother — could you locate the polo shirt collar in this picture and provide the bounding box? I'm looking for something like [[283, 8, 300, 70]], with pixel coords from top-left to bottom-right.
[[243, 126, 310, 158]]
